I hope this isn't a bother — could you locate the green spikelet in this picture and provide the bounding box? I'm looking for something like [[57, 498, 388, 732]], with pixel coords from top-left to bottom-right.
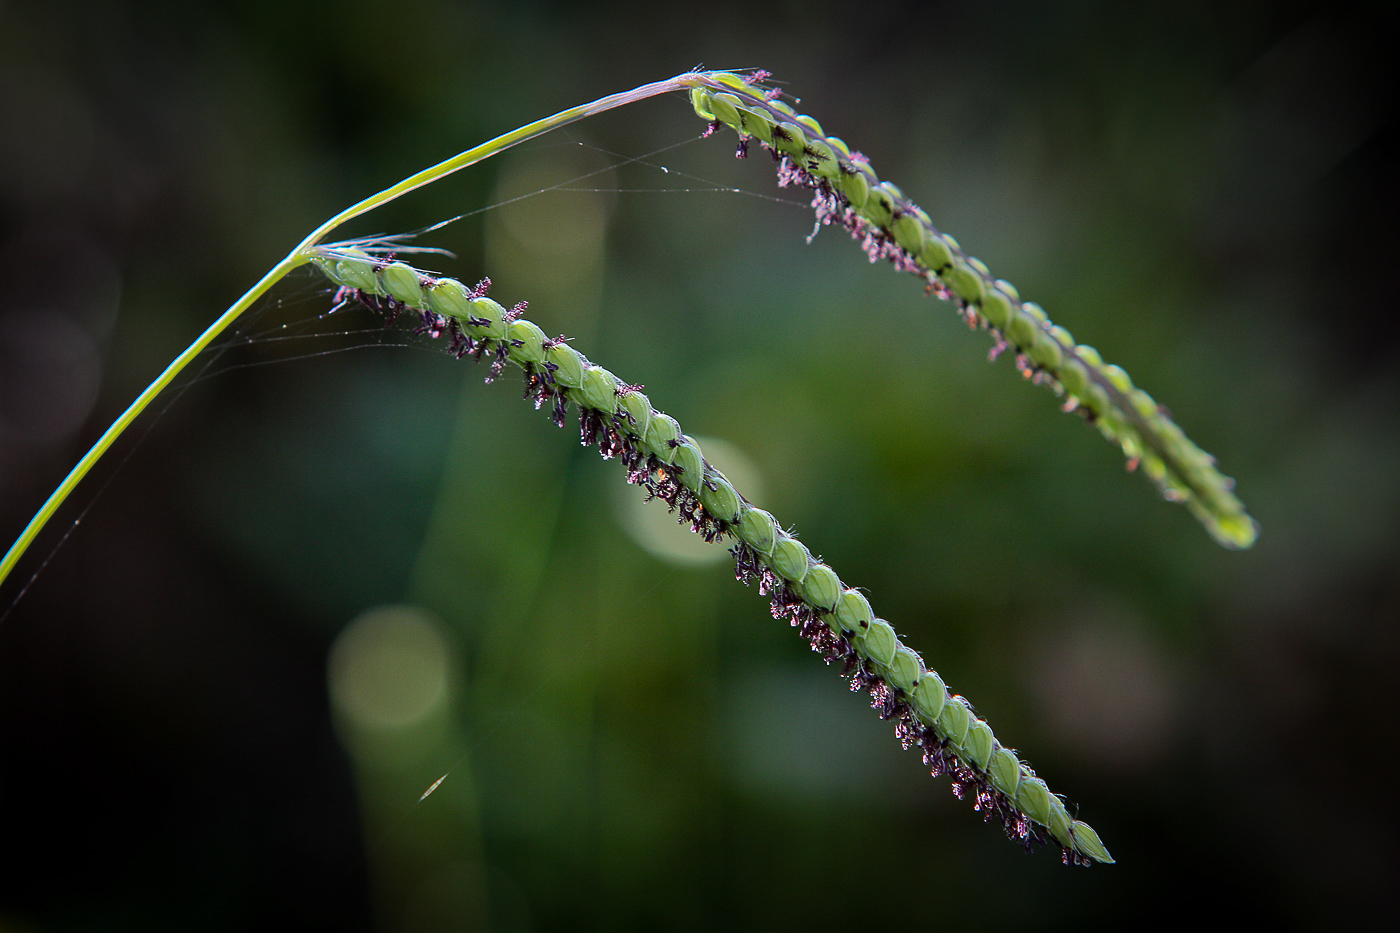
[[699, 472, 742, 525], [734, 506, 777, 554]]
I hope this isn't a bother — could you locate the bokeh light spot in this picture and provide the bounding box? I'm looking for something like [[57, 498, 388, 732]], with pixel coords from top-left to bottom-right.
[[328, 605, 451, 729]]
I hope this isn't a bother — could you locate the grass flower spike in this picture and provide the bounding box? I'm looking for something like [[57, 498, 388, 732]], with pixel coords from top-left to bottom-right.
[[312, 247, 1116, 865], [688, 71, 1257, 550]]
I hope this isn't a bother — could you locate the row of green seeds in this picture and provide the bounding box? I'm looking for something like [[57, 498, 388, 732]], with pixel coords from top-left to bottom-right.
[[686, 72, 1255, 550], [313, 246, 1113, 863]]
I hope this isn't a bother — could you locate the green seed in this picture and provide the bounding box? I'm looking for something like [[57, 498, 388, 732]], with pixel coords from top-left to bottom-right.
[[886, 646, 922, 694], [798, 562, 841, 611], [1057, 360, 1090, 398], [1007, 309, 1038, 349], [962, 719, 994, 769], [1022, 301, 1049, 325], [1014, 775, 1052, 827], [469, 297, 509, 340], [966, 257, 991, 278], [1102, 363, 1133, 394], [988, 746, 1021, 797], [774, 121, 807, 158], [767, 98, 796, 119], [699, 472, 742, 524], [937, 696, 972, 747], [981, 288, 1014, 330], [380, 262, 423, 306], [911, 669, 947, 722], [1070, 822, 1114, 863], [544, 340, 585, 388], [1118, 430, 1143, 462], [506, 319, 546, 365], [839, 166, 870, 211], [708, 92, 743, 129], [860, 618, 897, 667], [689, 87, 715, 121], [1098, 412, 1127, 442], [1212, 512, 1260, 550], [794, 113, 824, 138], [616, 389, 651, 436], [312, 256, 339, 282], [920, 234, 955, 272], [768, 535, 811, 583], [711, 72, 749, 92], [1076, 344, 1103, 368], [804, 137, 838, 178], [1131, 389, 1158, 419], [833, 588, 873, 633], [427, 278, 472, 319], [863, 184, 896, 228], [1049, 325, 1075, 349], [670, 438, 705, 493], [1084, 383, 1112, 418], [826, 136, 852, 159], [943, 260, 986, 305], [891, 213, 926, 255], [579, 365, 620, 413], [644, 412, 680, 455], [1046, 796, 1074, 848], [993, 279, 1020, 300], [734, 506, 777, 554], [334, 249, 379, 293], [1030, 329, 1064, 370], [736, 105, 773, 143]]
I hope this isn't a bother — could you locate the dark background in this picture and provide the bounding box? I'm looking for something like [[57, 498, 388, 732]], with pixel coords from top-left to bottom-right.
[[2, 1, 1397, 929]]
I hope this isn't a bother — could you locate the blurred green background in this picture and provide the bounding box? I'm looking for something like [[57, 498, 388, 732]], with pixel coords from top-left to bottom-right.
[[2, 0, 1397, 929]]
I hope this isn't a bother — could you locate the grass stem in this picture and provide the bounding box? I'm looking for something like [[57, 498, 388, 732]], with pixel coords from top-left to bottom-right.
[[0, 74, 708, 588]]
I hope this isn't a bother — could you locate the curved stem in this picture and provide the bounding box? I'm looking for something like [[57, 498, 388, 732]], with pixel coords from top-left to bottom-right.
[[291, 74, 701, 257], [0, 73, 706, 588], [0, 255, 298, 586]]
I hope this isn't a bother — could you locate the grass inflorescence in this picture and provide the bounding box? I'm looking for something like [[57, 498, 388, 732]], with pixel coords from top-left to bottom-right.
[[312, 244, 1116, 866], [686, 70, 1257, 550]]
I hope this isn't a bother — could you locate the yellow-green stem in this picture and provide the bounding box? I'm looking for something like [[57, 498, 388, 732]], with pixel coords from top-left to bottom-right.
[[0, 74, 704, 588]]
